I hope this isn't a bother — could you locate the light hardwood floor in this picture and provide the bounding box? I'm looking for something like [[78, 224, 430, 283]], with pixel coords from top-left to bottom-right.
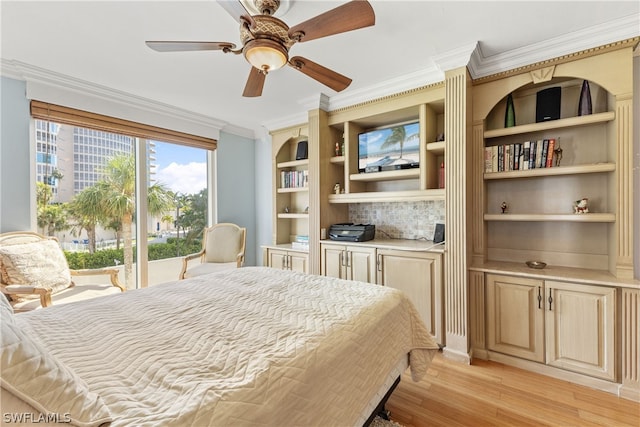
[[386, 352, 639, 427]]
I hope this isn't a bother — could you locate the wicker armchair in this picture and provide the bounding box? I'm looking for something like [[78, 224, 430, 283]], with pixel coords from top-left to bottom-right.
[[0, 231, 124, 311]]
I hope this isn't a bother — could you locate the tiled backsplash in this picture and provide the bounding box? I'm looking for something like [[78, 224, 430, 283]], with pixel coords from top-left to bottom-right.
[[349, 200, 445, 240]]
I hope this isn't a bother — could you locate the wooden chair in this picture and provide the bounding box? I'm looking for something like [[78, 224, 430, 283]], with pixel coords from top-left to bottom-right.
[[179, 223, 246, 280], [0, 231, 124, 311]]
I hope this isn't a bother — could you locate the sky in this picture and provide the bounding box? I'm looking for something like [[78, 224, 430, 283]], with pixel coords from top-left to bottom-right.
[[153, 141, 207, 195]]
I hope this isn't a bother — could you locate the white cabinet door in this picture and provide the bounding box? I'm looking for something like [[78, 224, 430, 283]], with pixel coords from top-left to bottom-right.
[[320, 244, 376, 283], [346, 245, 376, 283], [545, 280, 616, 381], [377, 249, 444, 345], [486, 274, 545, 363]]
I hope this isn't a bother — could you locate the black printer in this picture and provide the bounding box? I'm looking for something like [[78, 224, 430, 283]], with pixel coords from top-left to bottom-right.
[[328, 223, 375, 242]]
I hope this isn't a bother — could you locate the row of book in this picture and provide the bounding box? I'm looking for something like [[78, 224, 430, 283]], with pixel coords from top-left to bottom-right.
[[280, 170, 309, 189], [485, 139, 557, 173]]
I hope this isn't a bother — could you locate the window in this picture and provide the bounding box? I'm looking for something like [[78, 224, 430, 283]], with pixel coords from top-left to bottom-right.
[[32, 101, 217, 289]]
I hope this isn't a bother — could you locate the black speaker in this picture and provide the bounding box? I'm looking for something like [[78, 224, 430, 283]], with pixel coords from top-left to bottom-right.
[[433, 223, 445, 244], [536, 87, 561, 122], [295, 140, 308, 160]]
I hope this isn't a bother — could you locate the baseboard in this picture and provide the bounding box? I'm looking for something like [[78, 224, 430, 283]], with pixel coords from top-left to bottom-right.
[[619, 384, 640, 402], [442, 347, 471, 365], [486, 351, 625, 398]]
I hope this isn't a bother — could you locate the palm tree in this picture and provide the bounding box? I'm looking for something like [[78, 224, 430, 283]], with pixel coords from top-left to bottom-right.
[[73, 154, 174, 288], [67, 185, 108, 253], [36, 182, 53, 207], [380, 126, 419, 165], [380, 125, 407, 161], [37, 204, 69, 236], [36, 182, 69, 236]]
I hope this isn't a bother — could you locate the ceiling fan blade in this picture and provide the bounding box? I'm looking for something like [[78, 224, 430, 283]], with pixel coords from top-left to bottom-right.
[[146, 41, 236, 52], [217, 0, 255, 27], [288, 56, 352, 92], [243, 67, 266, 97], [288, 1, 375, 43]]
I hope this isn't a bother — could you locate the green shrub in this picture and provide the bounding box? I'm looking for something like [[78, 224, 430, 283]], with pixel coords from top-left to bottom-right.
[[64, 240, 202, 269]]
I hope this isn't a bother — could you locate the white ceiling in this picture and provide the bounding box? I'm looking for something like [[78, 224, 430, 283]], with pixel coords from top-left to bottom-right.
[[2, 1, 639, 137]]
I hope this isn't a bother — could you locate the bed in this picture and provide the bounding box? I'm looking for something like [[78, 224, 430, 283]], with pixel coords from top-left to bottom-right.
[[1, 267, 438, 426]]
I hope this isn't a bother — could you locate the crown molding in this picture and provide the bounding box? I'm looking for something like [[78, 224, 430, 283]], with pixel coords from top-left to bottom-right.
[[1, 58, 257, 140], [468, 14, 640, 79], [262, 64, 445, 131], [432, 41, 479, 74], [299, 92, 330, 111], [328, 65, 444, 112]]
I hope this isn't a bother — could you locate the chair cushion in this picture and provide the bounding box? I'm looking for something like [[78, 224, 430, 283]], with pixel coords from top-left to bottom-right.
[[182, 262, 238, 279], [0, 239, 72, 294], [0, 301, 112, 426]]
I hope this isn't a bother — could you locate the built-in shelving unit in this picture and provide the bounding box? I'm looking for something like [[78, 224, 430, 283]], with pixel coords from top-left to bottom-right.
[[468, 40, 638, 400], [476, 74, 621, 273], [321, 89, 446, 210], [267, 124, 311, 260]]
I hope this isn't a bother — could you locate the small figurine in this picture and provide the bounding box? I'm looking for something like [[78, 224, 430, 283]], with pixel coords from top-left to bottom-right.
[[573, 198, 589, 214], [554, 146, 563, 167], [501, 201, 508, 214], [334, 183, 341, 194], [284, 206, 290, 213]]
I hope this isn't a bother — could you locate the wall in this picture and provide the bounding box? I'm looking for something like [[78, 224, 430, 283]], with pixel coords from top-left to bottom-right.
[[254, 132, 273, 265], [0, 77, 32, 232], [217, 131, 257, 266], [349, 201, 445, 241]]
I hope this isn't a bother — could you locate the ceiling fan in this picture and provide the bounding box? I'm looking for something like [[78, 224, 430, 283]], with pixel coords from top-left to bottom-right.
[[146, 0, 375, 97]]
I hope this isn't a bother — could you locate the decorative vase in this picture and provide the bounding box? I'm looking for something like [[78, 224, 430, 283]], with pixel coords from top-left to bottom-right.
[[578, 80, 592, 116], [505, 93, 516, 127]]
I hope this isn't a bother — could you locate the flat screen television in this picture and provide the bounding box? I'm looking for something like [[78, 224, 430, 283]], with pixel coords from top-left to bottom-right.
[[358, 121, 420, 173]]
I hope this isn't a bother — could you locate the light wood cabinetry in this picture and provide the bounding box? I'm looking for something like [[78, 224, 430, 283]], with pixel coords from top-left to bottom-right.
[[377, 249, 444, 345], [266, 125, 311, 272], [320, 243, 376, 283], [469, 42, 638, 398], [320, 240, 445, 345], [545, 280, 616, 380], [322, 86, 446, 208], [486, 273, 617, 381], [264, 246, 308, 273], [472, 45, 635, 278], [486, 274, 544, 362]]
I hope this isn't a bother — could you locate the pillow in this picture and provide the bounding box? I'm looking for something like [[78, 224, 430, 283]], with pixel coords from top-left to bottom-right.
[[0, 239, 71, 294], [0, 307, 112, 427]]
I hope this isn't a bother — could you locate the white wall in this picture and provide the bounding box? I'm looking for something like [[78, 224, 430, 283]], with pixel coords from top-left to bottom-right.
[[0, 77, 32, 232]]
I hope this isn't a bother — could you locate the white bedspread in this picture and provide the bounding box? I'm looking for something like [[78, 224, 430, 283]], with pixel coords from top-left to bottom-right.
[[14, 267, 438, 426]]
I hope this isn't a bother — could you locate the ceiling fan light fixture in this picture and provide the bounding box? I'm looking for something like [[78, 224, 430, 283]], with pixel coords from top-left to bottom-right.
[[244, 39, 288, 73]]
